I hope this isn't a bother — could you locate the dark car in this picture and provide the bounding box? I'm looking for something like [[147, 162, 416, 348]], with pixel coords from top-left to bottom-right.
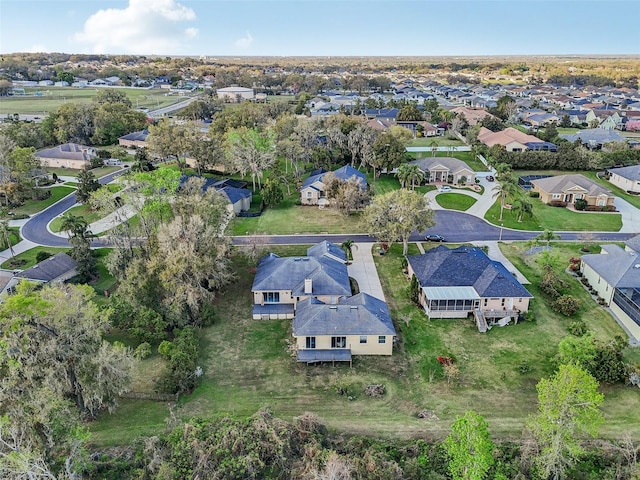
[[424, 234, 446, 242], [486, 175, 495, 182]]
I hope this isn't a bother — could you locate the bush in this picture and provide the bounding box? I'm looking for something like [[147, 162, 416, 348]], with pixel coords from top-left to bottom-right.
[[549, 200, 568, 208], [553, 295, 581, 316], [134, 342, 152, 359], [529, 191, 540, 198], [568, 320, 588, 336], [574, 198, 588, 211], [35, 251, 52, 263], [518, 361, 532, 374]]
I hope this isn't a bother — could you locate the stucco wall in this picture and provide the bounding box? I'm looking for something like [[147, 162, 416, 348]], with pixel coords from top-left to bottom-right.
[[295, 334, 394, 355]]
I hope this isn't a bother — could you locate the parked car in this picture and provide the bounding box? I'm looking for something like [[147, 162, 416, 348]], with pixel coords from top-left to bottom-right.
[[438, 185, 452, 192], [486, 175, 495, 182], [424, 234, 446, 242]]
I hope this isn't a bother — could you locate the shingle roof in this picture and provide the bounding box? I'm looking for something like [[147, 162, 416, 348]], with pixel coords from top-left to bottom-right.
[[302, 165, 367, 189], [307, 240, 347, 263], [407, 245, 532, 298], [530, 174, 612, 197], [252, 244, 351, 296], [35, 143, 94, 161], [293, 293, 395, 336], [118, 130, 149, 142], [409, 157, 474, 175], [609, 165, 640, 182], [560, 128, 625, 145], [582, 245, 640, 288], [16, 253, 77, 282]]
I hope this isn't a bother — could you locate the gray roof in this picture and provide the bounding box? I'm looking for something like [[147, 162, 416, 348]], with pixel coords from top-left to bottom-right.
[[293, 293, 395, 336], [302, 165, 367, 189], [252, 243, 351, 297], [582, 245, 640, 288], [35, 143, 94, 161], [530, 174, 612, 197], [407, 245, 532, 298], [409, 156, 474, 175], [625, 234, 640, 253], [119, 130, 149, 142], [609, 165, 640, 182], [561, 128, 626, 145], [16, 253, 77, 283], [306, 240, 347, 263]]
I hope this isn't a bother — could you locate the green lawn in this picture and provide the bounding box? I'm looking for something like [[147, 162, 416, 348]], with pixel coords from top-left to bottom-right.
[[0, 228, 21, 251], [484, 197, 622, 231], [49, 204, 103, 233], [408, 137, 465, 147], [1, 246, 69, 269], [89, 241, 640, 447], [0, 87, 190, 115], [8, 186, 75, 217], [435, 193, 477, 211]]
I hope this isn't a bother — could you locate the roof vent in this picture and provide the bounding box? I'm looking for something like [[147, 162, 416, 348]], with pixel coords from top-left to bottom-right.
[[329, 306, 338, 310], [635, 264, 640, 269], [350, 306, 358, 310], [294, 258, 301, 261]]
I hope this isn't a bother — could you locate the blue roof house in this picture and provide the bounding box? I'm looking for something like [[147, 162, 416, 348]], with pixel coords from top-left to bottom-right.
[[300, 165, 367, 206], [407, 246, 532, 332]]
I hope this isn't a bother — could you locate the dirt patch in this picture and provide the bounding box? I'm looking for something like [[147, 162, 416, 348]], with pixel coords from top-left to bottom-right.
[[417, 409, 439, 421]]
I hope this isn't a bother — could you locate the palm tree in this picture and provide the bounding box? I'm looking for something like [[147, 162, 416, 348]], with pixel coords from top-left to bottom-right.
[[491, 178, 518, 222], [0, 220, 15, 258], [60, 212, 90, 240], [430, 140, 439, 157], [536, 229, 560, 248], [395, 163, 424, 190], [341, 239, 356, 262], [512, 197, 533, 223]]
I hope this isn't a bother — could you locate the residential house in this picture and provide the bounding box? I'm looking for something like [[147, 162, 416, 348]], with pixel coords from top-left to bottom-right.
[[560, 128, 626, 149], [1, 253, 78, 297], [179, 175, 251, 214], [608, 165, 640, 194], [118, 129, 149, 148], [35, 143, 97, 169], [530, 174, 615, 208], [293, 293, 396, 361], [396, 121, 439, 137], [409, 157, 475, 184], [300, 165, 367, 206], [580, 240, 640, 341], [477, 127, 557, 152], [406, 245, 532, 332], [216, 86, 255, 102], [449, 107, 497, 126]]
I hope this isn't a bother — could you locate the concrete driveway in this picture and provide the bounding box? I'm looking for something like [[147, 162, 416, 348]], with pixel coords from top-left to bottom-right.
[[425, 176, 497, 219], [614, 197, 640, 233], [347, 243, 386, 301]]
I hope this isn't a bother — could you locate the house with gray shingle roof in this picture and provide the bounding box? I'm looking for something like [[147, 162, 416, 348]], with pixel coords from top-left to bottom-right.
[[1, 253, 78, 298], [409, 156, 475, 184], [300, 165, 367, 206], [608, 165, 640, 194], [407, 246, 532, 332], [118, 129, 149, 148], [581, 241, 640, 342], [35, 143, 97, 169], [560, 128, 626, 149], [530, 174, 615, 208]]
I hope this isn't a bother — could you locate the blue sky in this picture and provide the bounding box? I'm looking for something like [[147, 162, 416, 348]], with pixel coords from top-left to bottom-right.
[[1, 0, 639, 56]]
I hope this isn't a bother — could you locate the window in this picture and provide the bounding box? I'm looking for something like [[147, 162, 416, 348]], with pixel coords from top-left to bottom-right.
[[552, 193, 561, 199], [331, 336, 346, 348], [306, 191, 312, 198], [359, 335, 367, 344], [262, 292, 280, 303], [378, 336, 386, 344], [483, 298, 488, 307], [518, 298, 522, 303], [501, 298, 505, 307], [306, 337, 316, 349]]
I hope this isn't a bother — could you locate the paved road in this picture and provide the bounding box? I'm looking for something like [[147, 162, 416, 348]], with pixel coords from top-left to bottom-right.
[[147, 96, 201, 118], [19, 169, 128, 248]]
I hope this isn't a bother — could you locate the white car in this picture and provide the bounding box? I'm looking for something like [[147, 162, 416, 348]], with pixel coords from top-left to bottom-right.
[[438, 186, 452, 192]]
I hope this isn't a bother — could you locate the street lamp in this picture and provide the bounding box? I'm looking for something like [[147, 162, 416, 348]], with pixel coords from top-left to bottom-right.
[[499, 223, 504, 242]]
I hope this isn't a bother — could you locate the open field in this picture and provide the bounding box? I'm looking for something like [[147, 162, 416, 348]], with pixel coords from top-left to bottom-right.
[[88, 241, 640, 447], [0, 87, 191, 115]]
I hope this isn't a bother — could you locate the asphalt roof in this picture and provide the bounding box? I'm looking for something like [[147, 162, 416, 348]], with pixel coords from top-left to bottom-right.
[[407, 245, 532, 299], [561, 128, 626, 144], [530, 174, 612, 197], [582, 245, 640, 288], [293, 293, 395, 336], [409, 156, 474, 174], [609, 165, 640, 182], [302, 165, 367, 189], [119, 130, 149, 142], [16, 252, 77, 283]]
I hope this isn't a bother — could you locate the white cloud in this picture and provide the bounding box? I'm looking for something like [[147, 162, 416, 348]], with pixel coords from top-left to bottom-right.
[[28, 45, 49, 53], [72, 0, 198, 55], [234, 32, 253, 49]]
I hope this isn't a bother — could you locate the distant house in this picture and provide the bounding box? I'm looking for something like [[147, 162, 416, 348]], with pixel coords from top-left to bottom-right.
[[216, 86, 255, 102], [407, 245, 532, 332], [560, 128, 626, 149], [581, 240, 640, 342], [35, 143, 97, 169], [449, 106, 497, 126], [477, 127, 556, 152], [252, 241, 396, 362], [118, 129, 149, 148], [409, 156, 475, 184], [300, 165, 367, 206], [179, 175, 251, 214], [608, 165, 640, 193], [530, 174, 615, 208], [1, 253, 78, 297]]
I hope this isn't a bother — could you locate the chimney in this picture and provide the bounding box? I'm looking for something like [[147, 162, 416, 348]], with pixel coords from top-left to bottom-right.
[[304, 278, 312, 294]]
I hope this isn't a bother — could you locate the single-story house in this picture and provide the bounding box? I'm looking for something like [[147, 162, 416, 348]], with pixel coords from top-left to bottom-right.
[[608, 165, 640, 194], [300, 165, 367, 206], [293, 293, 396, 361], [450, 107, 498, 126], [35, 143, 97, 169], [252, 241, 396, 361], [530, 174, 615, 208], [409, 157, 475, 184], [407, 245, 532, 332], [118, 129, 149, 148], [216, 86, 255, 102], [581, 241, 640, 342], [1, 253, 78, 297], [478, 127, 557, 152], [560, 128, 626, 149], [179, 175, 251, 214]]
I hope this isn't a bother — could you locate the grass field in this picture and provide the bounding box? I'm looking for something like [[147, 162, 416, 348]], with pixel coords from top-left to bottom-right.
[[435, 193, 477, 211], [0, 246, 69, 269], [49, 204, 103, 232], [0, 228, 21, 252], [8, 186, 75, 217], [88, 241, 640, 447], [484, 197, 622, 231], [0, 87, 190, 115], [408, 137, 465, 147]]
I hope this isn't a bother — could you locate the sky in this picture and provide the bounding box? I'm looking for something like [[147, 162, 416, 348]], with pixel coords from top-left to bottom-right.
[[1, 0, 639, 57]]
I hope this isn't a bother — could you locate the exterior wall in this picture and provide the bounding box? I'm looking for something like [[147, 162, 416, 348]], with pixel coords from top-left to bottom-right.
[[217, 88, 255, 101], [453, 169, 475, 184], [295, 334, 393, 356], [118, 139, 147, 148], [253, 289, 294, 307], [422, 295, 530, 319], [505, 141, 528, 152], [301, 186, 321, 205], [581, 261, 614, 304], [37, 156, 91, 169], [532, 185, 553, 204], [609, 173, 640, 193], [610, 301, 640, 341]]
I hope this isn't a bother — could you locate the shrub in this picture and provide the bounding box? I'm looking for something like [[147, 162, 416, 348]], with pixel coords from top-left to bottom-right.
[[568, 320, 588, 336], [35, 251, 52, 263], [134, 342, 152, 359], [529, 191, 540, 198], [549, 200, 568, 208], [518, 361, 532, 374], [574, 198, 587, 211], [553, 294, 581, 316]]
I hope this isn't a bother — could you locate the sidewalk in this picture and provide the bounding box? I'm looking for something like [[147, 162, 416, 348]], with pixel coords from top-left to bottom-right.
[[471, 241, 530, 284], [347, 243, 386, 301], [0, 239, 41, 264]]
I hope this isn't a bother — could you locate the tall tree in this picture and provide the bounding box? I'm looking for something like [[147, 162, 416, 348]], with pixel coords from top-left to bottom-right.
[[225, 127, 275, 190], [444, 411, 495, 480], [395, 163, 424, 190], [75, 167, 100, 204], [371, 131, 407, 180], [147, 119, 194, 171], [362, 188, 434, 255], [529, 364, 604, 480]]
